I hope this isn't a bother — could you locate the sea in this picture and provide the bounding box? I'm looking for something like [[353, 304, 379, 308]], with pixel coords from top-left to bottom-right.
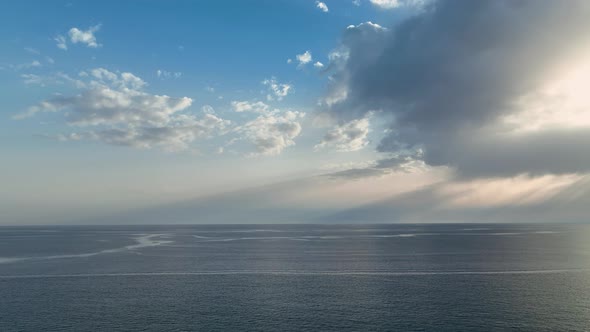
[[1, 223, 590, 331]]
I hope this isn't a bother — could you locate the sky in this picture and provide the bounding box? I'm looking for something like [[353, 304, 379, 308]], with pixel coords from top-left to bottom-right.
[[1, 0, 590, 225]]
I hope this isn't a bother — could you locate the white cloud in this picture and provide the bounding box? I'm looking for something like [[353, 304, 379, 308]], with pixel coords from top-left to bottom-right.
[[68, 25, 102, 48], [262, 77, 292, 101], [15, 68, 231, 152], [231, 100, 271, 114], [295, 50, 313, 67], [369, 0, 425, 9], [80, 113, 229, 152], [55, 35, 67, 50], [89, 68, 147, 90], [315, 116, 371, 152], [316, 1, 329, 12], [237, 111, 305, 156], [314, 61, 324, 69], [157, 69, 182, 79], [370, 0, 399, 8]]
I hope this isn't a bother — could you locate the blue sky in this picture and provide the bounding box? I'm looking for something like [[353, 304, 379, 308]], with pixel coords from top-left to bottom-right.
[[2, 0, 590, 225]]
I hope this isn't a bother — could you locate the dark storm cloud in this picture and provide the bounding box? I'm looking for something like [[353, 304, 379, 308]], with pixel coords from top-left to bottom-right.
[[325, 0, 590, 176], [424, 129, 590, 177]]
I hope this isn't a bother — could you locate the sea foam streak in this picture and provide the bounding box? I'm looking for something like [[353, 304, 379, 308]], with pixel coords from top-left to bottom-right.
[[0, 234, 171, 264]]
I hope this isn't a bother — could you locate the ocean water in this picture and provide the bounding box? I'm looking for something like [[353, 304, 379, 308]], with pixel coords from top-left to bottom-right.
[[1, 224, 590, 331]]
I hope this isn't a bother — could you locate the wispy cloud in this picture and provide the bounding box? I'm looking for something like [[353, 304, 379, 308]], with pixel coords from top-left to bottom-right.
[[156, 69, 182, 79]]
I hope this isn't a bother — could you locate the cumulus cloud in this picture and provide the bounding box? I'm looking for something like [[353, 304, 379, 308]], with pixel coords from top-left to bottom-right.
[[68, 25, 102, 48], [316, 1, 329, 12], [15, 68, 230, 151], [321, 0, 590, 177], [236, 111, 305, 156], [295, 50, 313, 67], [315, 115, 371, 152], [262, 77, 292, 101]]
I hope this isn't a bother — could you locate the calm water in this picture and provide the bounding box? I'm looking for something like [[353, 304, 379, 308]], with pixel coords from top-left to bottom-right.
[[1, 224, 590, 331]]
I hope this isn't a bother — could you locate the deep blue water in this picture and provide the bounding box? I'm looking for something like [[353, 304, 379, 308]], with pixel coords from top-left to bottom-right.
[[1, 224, 590, 331]]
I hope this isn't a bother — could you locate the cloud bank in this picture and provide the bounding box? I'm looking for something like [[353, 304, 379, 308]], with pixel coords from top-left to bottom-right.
[[322, 0, 590, 177]]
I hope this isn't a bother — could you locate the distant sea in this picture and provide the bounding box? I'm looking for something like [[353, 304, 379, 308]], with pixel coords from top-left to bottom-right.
[[1, 224, 590, 331]]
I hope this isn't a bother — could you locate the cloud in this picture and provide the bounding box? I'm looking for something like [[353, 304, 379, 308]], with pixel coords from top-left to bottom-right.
[[316, 1, 329, 12], [314, 61, 325, 69], [157, 69, 182, 79], [231, 100, 270, 114], [60, 113, 230, 152], [55, 35, 67, 50], [321, 1, 590, 177], [315, 115, 371, 152], [68, 25, 102, 48], [21, 74, 44, 86], [236, 111, 305, 156], [321, 173, 587, 223], [13, 60, 41, 71], [370, 0, 400, 8], [24, 47, 40, 55], [325, 153, 428, 180], [369, 0, 425, 9], [19, 72, 84, 87], [262, 77, 292, 101], [15, 68, 231, 151], [295, 50, 313, 67]]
